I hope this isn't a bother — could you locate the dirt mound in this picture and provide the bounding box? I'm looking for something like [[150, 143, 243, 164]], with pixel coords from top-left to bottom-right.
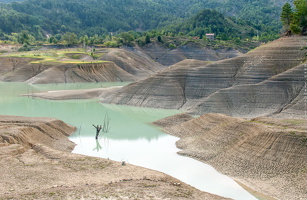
[[0, 115, 230, 200], [158, 113, 307, 200], [102, 36, 307, 118], [0, 115, 76, 152]]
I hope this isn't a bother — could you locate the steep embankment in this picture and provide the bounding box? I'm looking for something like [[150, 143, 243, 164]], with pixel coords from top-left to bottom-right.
[[0, 115, 230, 200], [0, 57, 137, 83], [154, 113, 307, 200], [0, 46, 165, 83], [101, 36, 307, 118], [190, 62, 306, 118]]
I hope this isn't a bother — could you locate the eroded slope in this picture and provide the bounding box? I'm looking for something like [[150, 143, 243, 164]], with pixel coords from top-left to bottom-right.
[[156, 113, 307, 200], [102, 36, 307, 118]]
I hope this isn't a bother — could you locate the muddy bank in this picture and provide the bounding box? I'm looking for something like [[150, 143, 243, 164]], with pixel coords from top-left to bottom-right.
[[0, 115, 230, 200], [25, 86, 122, 100], [154, 113, 307, 200]]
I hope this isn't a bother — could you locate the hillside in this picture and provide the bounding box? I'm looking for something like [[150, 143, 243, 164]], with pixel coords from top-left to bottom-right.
[[101, 36, 307, 118], [0, 0, 289, 39], [154, 113, 307, 200]]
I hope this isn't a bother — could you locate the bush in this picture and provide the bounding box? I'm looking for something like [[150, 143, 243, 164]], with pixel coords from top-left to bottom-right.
[[169, 43, 176, 49], [104, 41, 119, 47], [18, 44, 31, 51], [290, 24, 302, 34]]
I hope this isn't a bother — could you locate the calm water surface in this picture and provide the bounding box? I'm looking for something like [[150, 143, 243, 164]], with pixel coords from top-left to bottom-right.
[[0, 82, 258, 200]]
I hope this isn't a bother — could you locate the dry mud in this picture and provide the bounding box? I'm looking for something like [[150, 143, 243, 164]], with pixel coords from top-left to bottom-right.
[[0, 115, 230, 200], [154, 113, 307, 200]]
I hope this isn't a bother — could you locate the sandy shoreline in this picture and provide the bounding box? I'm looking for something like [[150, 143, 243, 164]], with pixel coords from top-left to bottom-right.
[[23, 86, 122, 100]]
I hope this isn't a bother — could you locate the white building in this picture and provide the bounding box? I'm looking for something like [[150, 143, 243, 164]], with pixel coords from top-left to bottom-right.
[[206, 33, 215, 40]]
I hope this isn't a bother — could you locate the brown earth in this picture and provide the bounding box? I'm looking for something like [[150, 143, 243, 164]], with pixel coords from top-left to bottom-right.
[[0, 115, 230, 200], [154, 113, 307, 200]]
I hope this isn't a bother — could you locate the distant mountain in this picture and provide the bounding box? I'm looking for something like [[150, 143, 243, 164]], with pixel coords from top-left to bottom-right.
[[0, 0, 290, 38]]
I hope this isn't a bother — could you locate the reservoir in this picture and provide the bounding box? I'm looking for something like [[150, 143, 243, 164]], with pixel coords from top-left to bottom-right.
[[0, 82, 258, 200]]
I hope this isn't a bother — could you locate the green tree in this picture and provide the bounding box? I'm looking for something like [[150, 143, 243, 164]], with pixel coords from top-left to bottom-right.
[[145, 35, 151, 44], [119, 32, 134, 45], [61, 32, 78, 46], [293, 0, 307, 29], [17, 30, 30, 44], [80, 35, 89, 47], [281, 3, 293, 30]]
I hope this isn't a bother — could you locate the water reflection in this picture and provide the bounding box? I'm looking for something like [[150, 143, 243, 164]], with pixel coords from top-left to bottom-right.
[[93, 139, 102, 152]]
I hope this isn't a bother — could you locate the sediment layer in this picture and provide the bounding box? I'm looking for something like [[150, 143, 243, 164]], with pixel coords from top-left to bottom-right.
[[101, 36, 307, 118]]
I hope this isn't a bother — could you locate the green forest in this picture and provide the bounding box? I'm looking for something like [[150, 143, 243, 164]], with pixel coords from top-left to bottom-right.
[[0, 0, 305, 49]]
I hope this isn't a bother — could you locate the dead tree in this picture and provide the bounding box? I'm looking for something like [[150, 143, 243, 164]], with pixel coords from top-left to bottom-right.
[[92, 113, 111, 139], [93, 124, 102, 139]]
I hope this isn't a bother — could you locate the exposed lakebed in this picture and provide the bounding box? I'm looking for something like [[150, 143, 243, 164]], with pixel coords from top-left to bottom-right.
[[0, 82, 258, 200]]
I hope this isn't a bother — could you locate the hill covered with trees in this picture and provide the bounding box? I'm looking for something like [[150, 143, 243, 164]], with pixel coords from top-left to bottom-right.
[[0, 0, 290, 39]]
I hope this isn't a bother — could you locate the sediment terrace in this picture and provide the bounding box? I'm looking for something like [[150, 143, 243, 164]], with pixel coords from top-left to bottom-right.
[[154, 113, 307, 200], [101, 36, 307, 118]]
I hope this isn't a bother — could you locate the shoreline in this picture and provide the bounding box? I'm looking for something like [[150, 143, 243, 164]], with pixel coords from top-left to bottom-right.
[[0, 115, 231, 200]]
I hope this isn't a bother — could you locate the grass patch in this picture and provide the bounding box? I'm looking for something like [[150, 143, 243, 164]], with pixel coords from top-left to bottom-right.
[[0, 49, 109, 64], [56, 60, 108, 64]]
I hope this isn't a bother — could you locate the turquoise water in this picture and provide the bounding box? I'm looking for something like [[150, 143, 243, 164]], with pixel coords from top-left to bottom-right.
[[0, 82, 258, 200]]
